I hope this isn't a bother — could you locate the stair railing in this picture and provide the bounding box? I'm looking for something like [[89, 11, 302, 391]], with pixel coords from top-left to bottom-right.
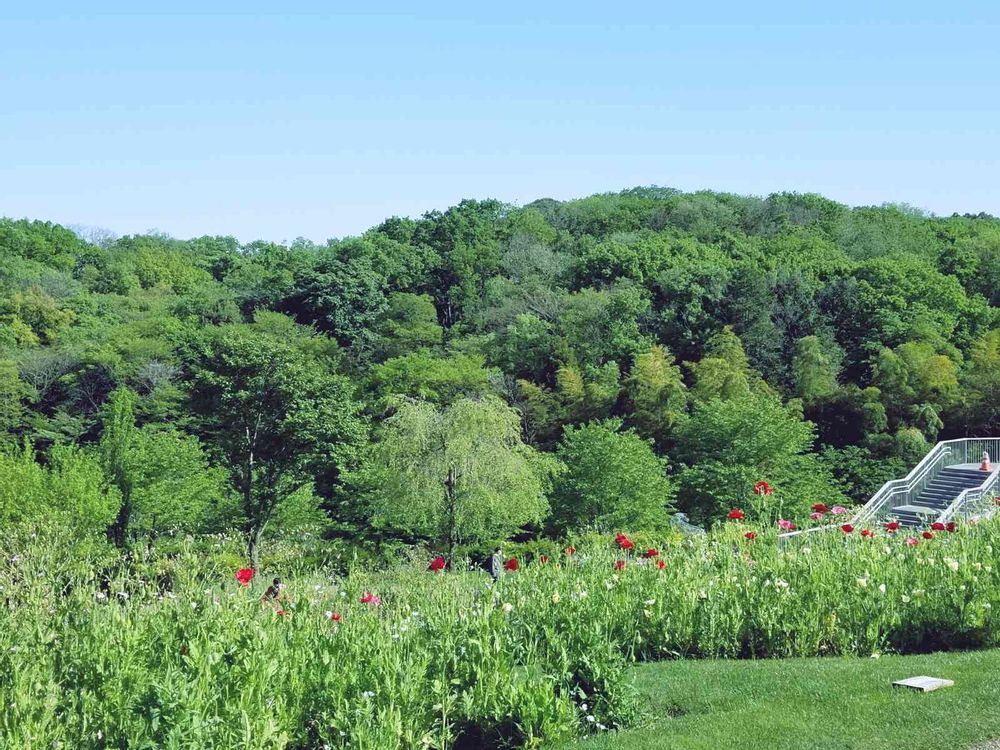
[[939, 466, 1000, 524], [779, 437, 1000, 543], [851, 441, 955, 526]]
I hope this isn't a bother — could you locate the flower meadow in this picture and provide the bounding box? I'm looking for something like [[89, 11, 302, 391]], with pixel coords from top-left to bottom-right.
[[2, 519, 1000, 750]]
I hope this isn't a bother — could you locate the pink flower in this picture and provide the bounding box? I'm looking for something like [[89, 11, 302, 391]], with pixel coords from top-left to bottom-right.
[[831, 506, 848, 515], [905, 537, 919, 546], [360, 592, 381, 606], [810, 512, 824, 521], [777, 519, 796, 531]]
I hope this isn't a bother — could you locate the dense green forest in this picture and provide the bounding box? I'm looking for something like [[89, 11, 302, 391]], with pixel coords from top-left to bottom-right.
[[2, 187, 999, 562]]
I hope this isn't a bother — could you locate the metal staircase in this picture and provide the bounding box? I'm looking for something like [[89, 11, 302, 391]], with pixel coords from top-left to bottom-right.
[[781, 438, 1000, 541]]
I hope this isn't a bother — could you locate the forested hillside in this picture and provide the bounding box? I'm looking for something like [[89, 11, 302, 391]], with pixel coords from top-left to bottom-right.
[[2, 188, 999, 560]]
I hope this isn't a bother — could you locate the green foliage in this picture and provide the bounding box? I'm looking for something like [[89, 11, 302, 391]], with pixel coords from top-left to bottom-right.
[[0, 443, 117, 534], [185, 327, 365, 564], [550, 420, 674, 532], [0, 186, 998, 555], [359, 396, 553, 554], [674, 395, 844, 524], [625, 345, 687, 446], [4, 519, 1000, 748], [368, 350, 495, 405]]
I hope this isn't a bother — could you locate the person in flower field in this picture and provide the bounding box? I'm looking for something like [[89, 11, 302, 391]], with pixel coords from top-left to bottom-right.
[[261, 577, 291, 612], [489, 546, 503, 584]]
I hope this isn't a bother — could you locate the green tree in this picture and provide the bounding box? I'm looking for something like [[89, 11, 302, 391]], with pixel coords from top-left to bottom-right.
[[687, 327, 769, 402], [673, 395, 844, 524], [791, 335, 841, 403], [0, 359, 30, 440], [625, 345, 687, 446], [549, 419, 674, 532], [960, 329, 1000, 435], [359, 396, 552, 558], [185, 328, 365, 566], [371, 292, 443, 361], [99, 388, 140, 547], [369, 351, 495, 405]]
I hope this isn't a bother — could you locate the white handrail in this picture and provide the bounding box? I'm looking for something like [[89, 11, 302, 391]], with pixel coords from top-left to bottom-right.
[[779, 437, 1000, 542], [851, 441, 954, 525], [939, 466, 1000, 523]]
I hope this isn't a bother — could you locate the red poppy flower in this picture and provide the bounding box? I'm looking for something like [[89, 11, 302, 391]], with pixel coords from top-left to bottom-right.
[[885, 521, 900, 533], [811, 503, 829, 513], [744, 531, 757, 541], [360, 592, 381, 606], [930, 522, 945, 532], [727, 509, 745, 520], [429, 556, 446, 573], [326, 611, 342, 622], [946, 522, 957, 533], [564, 546, 577, 556], [275, 609, 288, 616], [235, 568, 255, 587], [753, 481, 774, 496], [504, 558, 519, 572], [860, 529, 875, 538], [840, 524, 854, 534], [538, 554, 550, 565], [614, 559, 626, 570], [922, 531, 934, 540], [615, 533, 635, 551], [643, 548, 659, 558]]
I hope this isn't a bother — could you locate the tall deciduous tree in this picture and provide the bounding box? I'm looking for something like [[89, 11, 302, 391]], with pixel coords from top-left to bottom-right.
[[186, 328, 365, 566], [359, 396, 552, 558], [549, 419, 675, 532]]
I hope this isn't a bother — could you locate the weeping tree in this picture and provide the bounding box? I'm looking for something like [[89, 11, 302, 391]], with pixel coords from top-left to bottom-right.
[[360, 395, 555, 559]]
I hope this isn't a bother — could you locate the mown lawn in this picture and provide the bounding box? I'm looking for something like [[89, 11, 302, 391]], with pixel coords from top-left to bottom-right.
[[555, 649, 1000, 750]]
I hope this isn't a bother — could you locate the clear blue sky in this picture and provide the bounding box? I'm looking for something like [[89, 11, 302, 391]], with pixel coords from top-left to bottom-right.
[[2, 2, 998, 243]]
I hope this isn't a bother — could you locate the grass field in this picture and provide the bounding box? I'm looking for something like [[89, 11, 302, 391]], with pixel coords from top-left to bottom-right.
[[557, 649, 1000, 750]]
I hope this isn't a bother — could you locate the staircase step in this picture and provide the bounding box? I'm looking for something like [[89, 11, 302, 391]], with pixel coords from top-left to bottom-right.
[[892, 505, 940, 516]]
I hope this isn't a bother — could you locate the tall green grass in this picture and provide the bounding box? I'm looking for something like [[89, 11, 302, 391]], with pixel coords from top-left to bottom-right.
[[2, 519, 998, 749]]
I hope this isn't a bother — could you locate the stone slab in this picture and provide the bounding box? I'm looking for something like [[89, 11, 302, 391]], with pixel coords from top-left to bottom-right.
[[892, 676, 954, 692]]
